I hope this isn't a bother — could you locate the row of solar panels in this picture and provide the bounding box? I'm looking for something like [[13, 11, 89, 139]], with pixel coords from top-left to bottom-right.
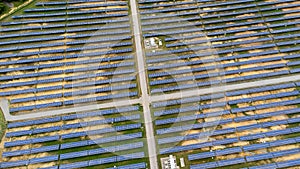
[[156, 96, 300, 117], [155, 110, 229, 126], [11, 7, 128, 19], [0, 42, 64, 52], [197, 1, 298, 13], [66, 124, 142, 139], [4, 123, 141, 148], [141, 11, 198, 20], [160, 126, 300, 154], [139, 0, 195, 9], [1, 72, 134, 89], [60, 142, 143, 160], [0, 74, 134, 96], [227, 82, 297, 96], [190, 147, 300, 169], [154, 90, 299, 116], [139, 0, 297, 15], [154, 78, 299, 100], [6, 106, 138, 128], [154, 101, 226, 117], [66, 35, 131, 45], [35, 0, 110, 6], [157, 107, 300, 142], [157, 115, 300, 135], [139, 0, 169, 4], [0, 44, 132, 60], [200, 10, 300, 26], [142, 15, 296, 35], [158, 108, 300, 145], [24, 2, 127, 12], [143, 18, 299, 38], [149, 56, 283, 79], [0, 24, 122, 39], [144, 40, 274, 57], [66, 42, 132, 52], [3, 132, 142, 157], [9, 91, 137, 113], [1, 18, 129, 32], [140, 6, 297, 29], [0, 36, 64, 46], [142, 16, 200, 26], [228, 90, 299, 105], [151, 70, 292, 94], [165, 35, 295, 49], [248, 159, 300, 169], [59, 152, 145, 169], [141, 6, 197, 14], [0, 54, 132, 73], [0, 61, 134, 81], [156, 106, 300, 128], [1, 68, 133, 88], [1, 13, 128, 26], [152, 92, 224, 108], [140, 0, 275, 9], [147, 48, 276, 64], [66, 29, 131, 39], [202, 0, 295, 8], [152, 82, 300, 108], [189, 136, 300, 160], [1, 23, 129, 36], [38, 162, 145, 169], [139, 1, 289, 16], [65, 68, 134, 81], [149, 62, 284, 82], [106, 162, 146, 169], [67, 75, 135, 89], [2, 52, 131, 69], [6, 114, 140, 137], [0, 35, 131, 52], [0, 152, 145, 169]]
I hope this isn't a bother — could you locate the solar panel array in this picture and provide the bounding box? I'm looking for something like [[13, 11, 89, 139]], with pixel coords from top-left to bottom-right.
[[0, 0, 300, 168], [0, 105, 148, 168], [151, 81, 300, 168], [0, 0, 138, 114], [139, 0, 300, 94], [138, 1, 300, 167]]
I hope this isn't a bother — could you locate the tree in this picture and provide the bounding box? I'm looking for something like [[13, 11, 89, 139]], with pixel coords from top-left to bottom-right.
[[0, 3, 5, 14]]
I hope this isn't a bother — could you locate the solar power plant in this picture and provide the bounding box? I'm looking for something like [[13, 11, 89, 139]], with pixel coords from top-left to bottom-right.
[[0, 0, 300, 169]]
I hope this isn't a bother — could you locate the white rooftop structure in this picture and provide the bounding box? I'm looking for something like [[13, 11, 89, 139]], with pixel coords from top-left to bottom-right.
[[161, 155, 180, 169]]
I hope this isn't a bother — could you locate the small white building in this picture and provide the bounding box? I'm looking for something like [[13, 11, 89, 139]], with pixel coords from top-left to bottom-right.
[[150, 37, 156, 47], [180, 158, 185, 167], [161, 155, 180, 169]]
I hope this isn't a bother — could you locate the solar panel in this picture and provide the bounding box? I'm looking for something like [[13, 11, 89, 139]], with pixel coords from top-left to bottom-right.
[[190, 161, 218, 169], [60, 150, 89, 160], [29, 155, 58, 164], [188, 151, 215, 161], [218, 157, 246, 167], [2, 149, 30, 157], [39, 166, 59, 169], [215, 147, 242, 156], [31, 145, 59, 154], [272, 148, 300, 158], [59, 161, 89, 169], [0, 160, 29, 168], [248, 163, 278, 169], [243, 143, 270, 152], [276, 159, 300, 168], [106, 162, 146, 169]]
